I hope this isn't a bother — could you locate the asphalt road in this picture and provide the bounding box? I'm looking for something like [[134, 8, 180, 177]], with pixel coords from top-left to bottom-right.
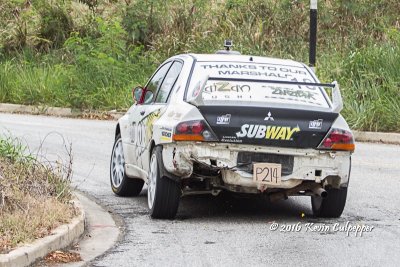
[[1, 113, 399, 267]]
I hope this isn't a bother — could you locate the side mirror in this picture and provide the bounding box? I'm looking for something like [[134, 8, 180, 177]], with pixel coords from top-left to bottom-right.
[[132, 86, 144, 103]]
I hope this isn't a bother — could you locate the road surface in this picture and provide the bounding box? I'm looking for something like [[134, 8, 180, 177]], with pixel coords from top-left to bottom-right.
[[1, 113, 399, 266]]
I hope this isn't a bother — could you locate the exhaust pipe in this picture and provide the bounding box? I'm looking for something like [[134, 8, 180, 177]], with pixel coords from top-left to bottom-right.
[[268, 183, 328, 202], [313, 186, 328, 198]]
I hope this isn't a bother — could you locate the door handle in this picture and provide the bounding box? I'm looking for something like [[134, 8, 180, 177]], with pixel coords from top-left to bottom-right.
[[140, 111, 145, 116]]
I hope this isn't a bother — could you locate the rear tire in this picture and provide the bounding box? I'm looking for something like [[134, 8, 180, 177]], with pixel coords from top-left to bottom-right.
[[147, 146, 181, 219], [311, 187, 348, 218], [110, 134, 144, 196]]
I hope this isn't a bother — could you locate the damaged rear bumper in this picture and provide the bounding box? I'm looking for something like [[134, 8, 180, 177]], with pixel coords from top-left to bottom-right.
[[162, 142, 351, 193]]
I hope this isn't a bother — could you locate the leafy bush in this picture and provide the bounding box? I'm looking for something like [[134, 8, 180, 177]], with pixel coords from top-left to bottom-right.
[[122, 0, 160, 47], [36, 2, 74, 49]]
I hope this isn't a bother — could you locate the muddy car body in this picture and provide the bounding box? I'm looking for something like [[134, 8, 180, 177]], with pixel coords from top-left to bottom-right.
[[110, 53, 354, 219]]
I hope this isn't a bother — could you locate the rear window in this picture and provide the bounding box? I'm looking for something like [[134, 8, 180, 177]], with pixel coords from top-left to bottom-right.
[[187, 61, 330, 109]]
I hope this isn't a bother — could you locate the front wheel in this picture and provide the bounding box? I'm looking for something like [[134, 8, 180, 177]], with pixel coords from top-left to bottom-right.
[[110, 134, 144, 196], [311, 187, 348, 218], [147, 146, 181, 219]]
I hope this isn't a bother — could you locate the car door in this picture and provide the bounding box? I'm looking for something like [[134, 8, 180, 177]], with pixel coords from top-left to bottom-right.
[[129, 61, 183, 175]]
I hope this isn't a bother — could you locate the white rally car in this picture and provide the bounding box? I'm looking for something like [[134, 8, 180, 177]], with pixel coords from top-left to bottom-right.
[[110, 48, 355, 219]]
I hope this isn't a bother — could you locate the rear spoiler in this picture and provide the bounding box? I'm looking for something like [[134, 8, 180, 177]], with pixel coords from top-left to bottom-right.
[[187, 75, 209, 106], [188, 77, 343, 113]]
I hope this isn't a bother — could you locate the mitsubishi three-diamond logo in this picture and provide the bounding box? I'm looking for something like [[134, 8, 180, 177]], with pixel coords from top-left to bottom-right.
[[264, 111, 274, 121]]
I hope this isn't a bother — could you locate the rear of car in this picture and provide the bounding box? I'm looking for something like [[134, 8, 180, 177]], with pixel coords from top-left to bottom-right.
[[159, 55, 354, 218]]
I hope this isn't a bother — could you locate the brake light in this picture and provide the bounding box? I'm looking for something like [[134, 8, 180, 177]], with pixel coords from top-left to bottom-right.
[[318, 128, 355, 152], [177, 123, 189, 133], [173, 120, 217, 141], [191, 121, 204, 134]]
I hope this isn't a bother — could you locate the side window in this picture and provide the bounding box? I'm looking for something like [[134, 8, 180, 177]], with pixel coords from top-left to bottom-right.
[[155, 61, 183, 103], [145, 62, 172, 104]]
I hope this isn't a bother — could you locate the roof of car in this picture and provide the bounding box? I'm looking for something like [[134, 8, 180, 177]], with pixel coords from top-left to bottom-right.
[[187, 53, 306, 68]]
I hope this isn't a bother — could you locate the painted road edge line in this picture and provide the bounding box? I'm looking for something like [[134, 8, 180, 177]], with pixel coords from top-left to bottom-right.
[[0, 198, 85, 267]]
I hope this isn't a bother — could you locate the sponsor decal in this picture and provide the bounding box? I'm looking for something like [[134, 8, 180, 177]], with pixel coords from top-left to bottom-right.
[[204, 82, 251, 93], [161, 130, 172, 142], [271, 87, 317, 100], [236, 124, 300, 140], [264, 111, 274, 121], [216, 114, 231, 125], [208, 94, 251, 100], [221, 135, 242, 143], [160, 126, 173, 131], [309, 119, 323, 129]]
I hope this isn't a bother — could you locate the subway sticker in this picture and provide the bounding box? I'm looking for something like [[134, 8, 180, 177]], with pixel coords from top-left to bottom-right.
[[236, 124, 300, 140]]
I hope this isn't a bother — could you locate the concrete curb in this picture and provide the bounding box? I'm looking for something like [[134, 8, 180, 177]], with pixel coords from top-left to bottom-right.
[[64, 191, 121, 267], [0, 103, 399, 144], [0, 198, 85, 267], [0, 103, 73, 117], [353, 130, 400, 145], [0, 103, 125, 120]]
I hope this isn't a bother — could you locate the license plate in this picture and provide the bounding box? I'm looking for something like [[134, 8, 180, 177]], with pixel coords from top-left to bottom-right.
[[253, 163, 282, 185]]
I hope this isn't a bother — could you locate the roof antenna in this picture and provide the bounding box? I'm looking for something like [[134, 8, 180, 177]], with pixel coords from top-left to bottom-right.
[[309, 0, 318, 72]]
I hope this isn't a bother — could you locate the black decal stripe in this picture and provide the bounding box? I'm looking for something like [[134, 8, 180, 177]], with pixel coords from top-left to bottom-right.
[[198, 106, 339, 148]]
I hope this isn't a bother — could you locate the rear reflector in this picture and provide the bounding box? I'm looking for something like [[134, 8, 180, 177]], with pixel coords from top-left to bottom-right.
[[331, 143, 355, 151], [173, 134, 204, 141]]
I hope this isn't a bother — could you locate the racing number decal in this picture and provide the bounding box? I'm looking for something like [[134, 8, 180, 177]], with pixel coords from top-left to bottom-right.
[[256, 167, 279, 183], [253, 163, 282, 185], [132, 110, 161, 168]]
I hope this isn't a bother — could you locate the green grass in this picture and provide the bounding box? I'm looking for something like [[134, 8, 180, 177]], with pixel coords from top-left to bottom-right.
[[0, 0, 399, 131], [318, 39, 400, 132]]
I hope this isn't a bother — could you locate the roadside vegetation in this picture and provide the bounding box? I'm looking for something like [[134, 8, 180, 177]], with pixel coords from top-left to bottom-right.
[[0, 135, 75, 253], [0, 0, 399, 131]]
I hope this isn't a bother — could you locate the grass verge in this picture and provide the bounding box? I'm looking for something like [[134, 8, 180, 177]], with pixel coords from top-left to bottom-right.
[[0, 135, 76, 254]]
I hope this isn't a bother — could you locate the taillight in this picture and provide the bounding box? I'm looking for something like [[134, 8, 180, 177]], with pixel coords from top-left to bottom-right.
[[173, 120, 218, 141], [191, 121, 204, 134], [318, 128, 355, 152], [177, 123, 189, 133]]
